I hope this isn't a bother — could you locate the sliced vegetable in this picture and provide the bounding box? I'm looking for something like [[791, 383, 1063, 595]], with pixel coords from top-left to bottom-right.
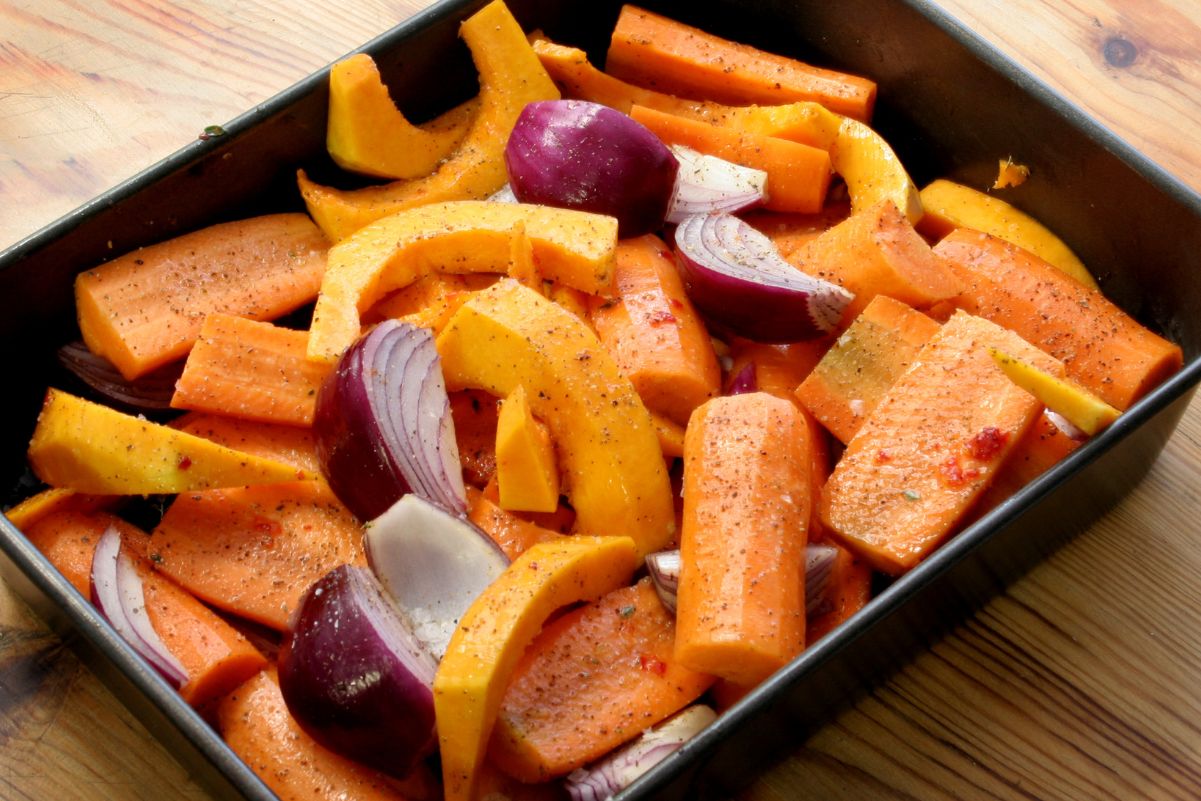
[[646, 549, 681, 614], [466, 485, 564, 561], [494, 385, 560, 514], [278, 564, 438, 778], [433, 535, 639, 801], [505, 99, 678, 237], [990, 348, 1121, 436], [673, 212, 853, 342], [365, 494, 508, 660], [57, 340, 181, 411], [666, 145, 767, 221], [804, 544, 840, 616], [563, 705, 717, 801], [28, 388, 311, 494], [314, 320, 465, 521], [806, 541, 873, 644], [91, 525, 188, 688]]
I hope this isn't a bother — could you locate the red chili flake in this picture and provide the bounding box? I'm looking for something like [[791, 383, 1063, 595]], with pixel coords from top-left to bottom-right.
[[638, 653, 668, 676], [875, 449, 892, 463], [647, 309, 677, 325], [177, 455, 193, 470], [940, 455, 967, 486], [968, 426, 1009, 461]]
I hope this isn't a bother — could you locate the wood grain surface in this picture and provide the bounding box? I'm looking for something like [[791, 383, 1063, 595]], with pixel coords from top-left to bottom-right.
[[2, 1, 1200, 800]]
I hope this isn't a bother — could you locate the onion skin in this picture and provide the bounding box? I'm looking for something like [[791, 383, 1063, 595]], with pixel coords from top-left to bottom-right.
[[673, 212, 853, 342], [505, 99, 678, 237], [278, 564, 437, 779]]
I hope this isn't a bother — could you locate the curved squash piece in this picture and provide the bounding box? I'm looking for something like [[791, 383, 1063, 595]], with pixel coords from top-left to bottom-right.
[[917, 178, 1098, 289], [306, 200, 618, 364], [434, 535, 639, 801], [327, 53, 479, 179], [300, 0, 559, 241], [27, 389, 311, 494], [830, 114, 922, 224], [436, 280, 676, 558]]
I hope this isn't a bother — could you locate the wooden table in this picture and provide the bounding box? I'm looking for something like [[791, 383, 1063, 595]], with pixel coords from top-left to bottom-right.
[[2, 1, 1200, 799]]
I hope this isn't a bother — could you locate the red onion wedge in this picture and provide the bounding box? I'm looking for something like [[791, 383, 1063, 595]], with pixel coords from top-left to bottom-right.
[[488, 183, 519, 204], [58, 341, 182, 412], [505, 99, 678, 237], [805, 543, 840, 617], [365, 493, 509, 660], [666, 145, 768, 223], [314, 320, 466, 521], [90, 526, 188, 688], [725, 361, 758, 395], [673, 212, 853, 342], [278, 564, 437, 778], [1046, 409, 1089, 442], [645, 549, 681, 615], [565, 704, 717, 801]]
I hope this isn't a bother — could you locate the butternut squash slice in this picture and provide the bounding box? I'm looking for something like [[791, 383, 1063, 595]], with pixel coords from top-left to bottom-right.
[[299, 0, 560, 241], [434, 535, 639, 801], [327, 52, 479, 179], [494, 385, 560, 514], [306, 200, 617, 364]]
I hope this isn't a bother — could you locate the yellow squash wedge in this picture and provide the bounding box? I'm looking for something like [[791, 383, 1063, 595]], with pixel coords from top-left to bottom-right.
[[917, 178, 1098, 289], [434, 535, 639, 801], [436, 279, 675, 557], [494, 385, 560, 513], [299, 0, 560, 241], [27, 389, 312, 494], [305, 200, 618, 364], [326, 52, 479, 179], [990, 348, 1120, 436]]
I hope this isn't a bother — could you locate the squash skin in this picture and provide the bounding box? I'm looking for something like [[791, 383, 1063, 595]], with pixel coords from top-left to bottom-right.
[[436, 279, 676, 559], [299, 0, 560, 241]]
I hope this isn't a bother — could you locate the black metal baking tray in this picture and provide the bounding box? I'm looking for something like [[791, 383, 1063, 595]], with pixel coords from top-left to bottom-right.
[[1, 0, 1199, 799]]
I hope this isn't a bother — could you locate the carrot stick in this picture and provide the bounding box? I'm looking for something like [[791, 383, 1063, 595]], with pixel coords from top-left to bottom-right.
[[75, 214, 328, 380], [726, 337, 826, 399], [148, 481, 366, 631], [466, 486, 563, 561], [450, 389, 500, 489], [606, 5, 877, 121], [24, 510, 268, 711], [170, 313, 331, 427], [489, 578, 714, 782], [629, 105, 832, 214], [795, 295, 941, 444], [791, 199, 962, 324], [971, 412, 1082, 518], [934, 228, 1183, 410], [744, 204, 852, 262], [820, 311, 1064, 575], [589, 234, 721, 425], [675, 392, 811, 685], [174, 413, 323, 475], [218, 668, 433, 801]]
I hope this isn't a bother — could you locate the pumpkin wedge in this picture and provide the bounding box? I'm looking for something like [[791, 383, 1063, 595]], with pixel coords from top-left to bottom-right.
[[299, 0, 560, 241], [306, 200, 617, 364], [494, 386, 560, 514], [434, 535, 639, 801], [27, 389, 311, 494], [326, 53, 479, 179], [436, 279, 675, 558]]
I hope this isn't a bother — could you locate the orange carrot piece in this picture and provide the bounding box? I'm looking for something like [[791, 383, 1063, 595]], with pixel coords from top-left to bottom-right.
[[467, 486, 563, 561], [5, 488, 114, 533], [628, 105, 832, 214], [791, 199, 963, 324], [726, 337, 827, 400], [676, 393, 811, 685], [744, 204, 852, 261], [75, 214, 328, 380], [806, 542, 872, 644], [934, 228, 1184, 410], [606, 5, 876, 121], [820, 311, 1063, 575], [451, 389, 501, 488], [367, 272, 500, 333], [218, 668, 431, 801], [149, 481, 366, 631], [174, 413, 323, 475], [24, 510, 267, 710], [795, 295, 941, 444], [481, 475, 576, 535], [971, 412, 1082, 518], [589, 234, 721, 425], [170, 313, 331, 427], [489, 578, 714, 782]]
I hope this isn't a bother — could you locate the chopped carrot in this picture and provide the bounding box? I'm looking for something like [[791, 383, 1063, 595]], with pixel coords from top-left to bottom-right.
[[726, 337, 827, 399], [24, 510, 267, 711], [795, 295, 941, 444], [629, 105, 832, 214], [589, 234, 721, 425], [466, 486, 563, 561], [791, 199, 962, 324], [820, 311, 1063, 575], [174, 413, 323, 475], [744, 204, 853, 261], [676, 393, 811, 685], [75, 214, 327, 380], [606, 5, 876, 121], [489, 578, 714, 782], [971, 412, 1082, 518], [218, 668, 434, 801], [450, 390, 500, 489], [934, 228, 1183, 410], [149, 481, 366, 631], [170, 313, 331, 427], [366, 272, 498, 333]]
